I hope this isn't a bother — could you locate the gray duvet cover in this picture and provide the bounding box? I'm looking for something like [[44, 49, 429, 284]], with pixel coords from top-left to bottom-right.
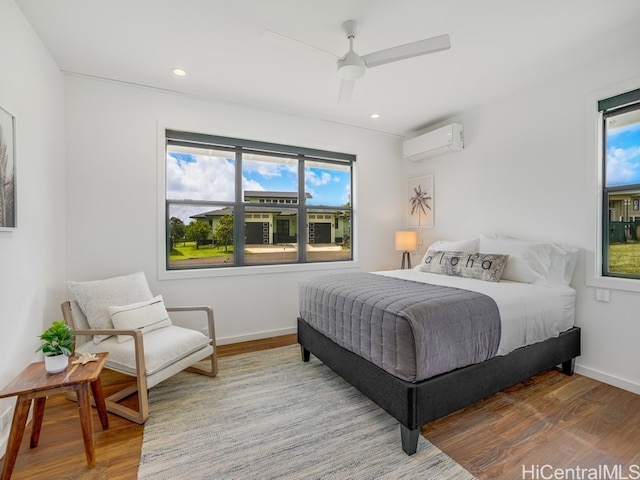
[[298, 272, 501, 382]]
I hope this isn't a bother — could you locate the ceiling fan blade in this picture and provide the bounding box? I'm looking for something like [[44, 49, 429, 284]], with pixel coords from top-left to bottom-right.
[[338, 79, 355, 105], [361, 34, 451, 68], [261, 30, 338, 59]]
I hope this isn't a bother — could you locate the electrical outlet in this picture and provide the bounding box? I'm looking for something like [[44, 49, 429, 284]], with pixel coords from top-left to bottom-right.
[[0, 406, 13, 430]]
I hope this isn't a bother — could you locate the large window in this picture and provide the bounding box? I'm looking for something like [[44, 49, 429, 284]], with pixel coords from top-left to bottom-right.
[[165, 130, 354, 270], [600, 88, 640, 278]]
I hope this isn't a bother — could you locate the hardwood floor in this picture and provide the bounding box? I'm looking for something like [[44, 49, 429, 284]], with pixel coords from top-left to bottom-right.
[[4, 334, 639, 480], [424, 369, 640, 479]]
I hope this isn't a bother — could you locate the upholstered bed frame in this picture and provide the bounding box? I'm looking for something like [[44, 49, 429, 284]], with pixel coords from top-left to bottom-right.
[[298, 318, 581, 456]]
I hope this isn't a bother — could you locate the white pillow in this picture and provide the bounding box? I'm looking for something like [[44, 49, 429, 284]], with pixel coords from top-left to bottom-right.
[[416, 236, 480, 268], [67, 271, 154, 344], [108, 295, 172, 343], [478, 234, 578, 286]]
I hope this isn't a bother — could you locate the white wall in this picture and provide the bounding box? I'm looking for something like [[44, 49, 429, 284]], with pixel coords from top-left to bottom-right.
[[63, 75, 404, 344], [404, 40, 640, 393], [0, 0, 66, 454]]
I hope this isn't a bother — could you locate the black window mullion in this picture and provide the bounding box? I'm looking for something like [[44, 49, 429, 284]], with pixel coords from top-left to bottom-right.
[[235, 148, 245, 266], [298, 157, 308, 262]]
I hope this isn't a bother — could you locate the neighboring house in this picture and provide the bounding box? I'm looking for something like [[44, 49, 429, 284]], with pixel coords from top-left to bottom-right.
[[609, 192, 640, 222], [608, 192, 640, 242], [190, 190, 350, 245]]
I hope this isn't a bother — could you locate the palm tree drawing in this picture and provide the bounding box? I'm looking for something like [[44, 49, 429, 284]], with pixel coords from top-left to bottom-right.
[[409, 183, 431, 226]]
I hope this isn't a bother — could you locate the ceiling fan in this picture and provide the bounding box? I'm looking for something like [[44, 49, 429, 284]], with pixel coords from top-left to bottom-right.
[[262, 20, 451, 104]]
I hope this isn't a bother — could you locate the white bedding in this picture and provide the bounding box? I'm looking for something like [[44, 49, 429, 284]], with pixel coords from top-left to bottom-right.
[[375, 269, 576, 356]]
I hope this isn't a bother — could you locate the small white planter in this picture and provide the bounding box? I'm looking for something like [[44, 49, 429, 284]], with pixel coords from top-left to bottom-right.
[[44, 354, 69, 373]]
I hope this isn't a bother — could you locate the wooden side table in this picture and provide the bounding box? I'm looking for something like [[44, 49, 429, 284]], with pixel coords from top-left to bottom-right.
[[0, 352, 109, 480]]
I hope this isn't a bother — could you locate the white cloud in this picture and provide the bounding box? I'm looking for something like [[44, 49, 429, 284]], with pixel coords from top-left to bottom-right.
[[606, 146, 640, 185], [306, 170, 336, 186], [167, 154, 235, 201], [243, 159, 296, 179], [242, 178, 264, 191]]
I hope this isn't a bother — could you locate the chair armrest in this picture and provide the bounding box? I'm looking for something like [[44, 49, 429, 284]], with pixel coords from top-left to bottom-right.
[[166, 305, 216, 347], [72, 327, 148, 386]]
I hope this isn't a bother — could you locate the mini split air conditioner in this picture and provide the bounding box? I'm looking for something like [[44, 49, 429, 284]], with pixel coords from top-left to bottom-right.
[[403, 123, 464, 161]]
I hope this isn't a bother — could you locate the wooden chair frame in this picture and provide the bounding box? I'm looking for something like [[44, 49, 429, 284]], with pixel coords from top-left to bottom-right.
[[61, 301, 218, 424]]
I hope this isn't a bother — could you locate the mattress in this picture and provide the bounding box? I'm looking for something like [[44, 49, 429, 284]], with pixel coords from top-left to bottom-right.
[[299, 272, 504, 382], [375, 269, 576, 356], [299, 269, 576, 383]]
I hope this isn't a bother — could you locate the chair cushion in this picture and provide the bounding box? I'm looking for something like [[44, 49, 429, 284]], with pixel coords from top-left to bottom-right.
[[108, 295, 172, 343], [76, 325, 211, 376], [67, 272, 154, 344]]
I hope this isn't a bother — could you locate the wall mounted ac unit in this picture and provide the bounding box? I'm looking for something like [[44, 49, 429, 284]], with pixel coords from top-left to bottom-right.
[[403, 123, 464, 161]]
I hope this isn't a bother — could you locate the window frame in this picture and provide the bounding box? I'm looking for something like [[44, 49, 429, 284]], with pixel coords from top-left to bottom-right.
[[159, 128, 356, 278], [600, 89, 640, 280], [586, 78, 640, 292]]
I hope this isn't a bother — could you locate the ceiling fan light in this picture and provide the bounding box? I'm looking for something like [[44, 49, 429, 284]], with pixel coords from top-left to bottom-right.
[[338, 63, 365, 80], [337, 53, 366, 80]]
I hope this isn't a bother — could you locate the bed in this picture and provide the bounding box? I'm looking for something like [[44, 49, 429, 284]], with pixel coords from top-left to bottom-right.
[[297, 235, 581, 455]]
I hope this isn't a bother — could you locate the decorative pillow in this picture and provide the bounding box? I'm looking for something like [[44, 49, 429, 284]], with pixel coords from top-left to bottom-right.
[[419, 250, 509, 282], [416, 237, 480, 269], [67, 271, 154, 344], [478, 234, 578, 286], [108, 295, 172, 343]]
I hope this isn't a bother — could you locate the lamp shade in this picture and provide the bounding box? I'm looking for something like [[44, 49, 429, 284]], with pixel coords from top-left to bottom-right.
[[395, 231, 418, 251]]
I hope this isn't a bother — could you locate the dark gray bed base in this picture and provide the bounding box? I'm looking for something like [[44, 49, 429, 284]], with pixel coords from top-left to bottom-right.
[[298, 318, 581, 456]]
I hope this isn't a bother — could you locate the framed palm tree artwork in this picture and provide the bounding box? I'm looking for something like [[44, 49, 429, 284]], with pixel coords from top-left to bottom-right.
[[408, 175, 433, 227], [0, 105, 16, 230]]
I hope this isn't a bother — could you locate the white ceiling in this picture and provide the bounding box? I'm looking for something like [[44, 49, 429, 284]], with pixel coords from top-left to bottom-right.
[[15, 0, 640, 137]]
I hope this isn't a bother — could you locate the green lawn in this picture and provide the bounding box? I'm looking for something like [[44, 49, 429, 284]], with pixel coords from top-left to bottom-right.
[[609, 242, 640, 274], [170, 242, 233, 260]]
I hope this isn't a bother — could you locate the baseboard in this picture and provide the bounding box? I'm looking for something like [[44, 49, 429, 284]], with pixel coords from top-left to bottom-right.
[[216, 327, 297, 346], [575, 363, 640, 395]]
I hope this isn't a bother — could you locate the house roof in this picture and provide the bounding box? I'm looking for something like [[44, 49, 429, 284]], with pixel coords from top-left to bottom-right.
[[191, 206, 344, 219], [244, 191, 312, 199]]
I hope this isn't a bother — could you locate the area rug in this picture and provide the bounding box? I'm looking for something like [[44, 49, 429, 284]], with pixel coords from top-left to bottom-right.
[[137, 345, 475, 479]]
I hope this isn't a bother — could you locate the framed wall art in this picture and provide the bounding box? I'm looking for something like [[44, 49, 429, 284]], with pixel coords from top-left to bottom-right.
[[407, 175, 433, 228], [0, 106, 16, 230]]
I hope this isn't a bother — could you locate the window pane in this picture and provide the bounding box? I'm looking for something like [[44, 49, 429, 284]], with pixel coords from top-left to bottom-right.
[[168, 203, 234, 268], [305, 160, 351, 207], [167, 146, 235, 201], [245, 208, 298, 265], [605, 108, 640, 188], [242, 154, 298, 203], [606, 191, 640, 275], [306, 209, 351, 262]]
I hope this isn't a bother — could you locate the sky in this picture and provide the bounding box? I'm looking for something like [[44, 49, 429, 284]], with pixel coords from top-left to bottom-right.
[[606, 118, 640, 187], [166, 151, 351, 224]]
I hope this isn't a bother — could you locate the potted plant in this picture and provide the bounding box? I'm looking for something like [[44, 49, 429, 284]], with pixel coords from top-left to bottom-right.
[[36, 321, 75, 373]]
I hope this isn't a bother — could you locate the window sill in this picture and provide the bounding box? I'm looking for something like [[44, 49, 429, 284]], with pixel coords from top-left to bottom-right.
[[586, 272, 640, 294], [158, 260, 361, 280]]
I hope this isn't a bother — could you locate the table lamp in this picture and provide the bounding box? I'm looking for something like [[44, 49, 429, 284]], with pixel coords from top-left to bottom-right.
[[395, 230, 418, 269]]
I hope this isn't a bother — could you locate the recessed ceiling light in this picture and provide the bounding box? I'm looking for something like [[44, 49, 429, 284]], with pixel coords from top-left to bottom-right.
[[370, 113, 380, 119], [172, 68, 187, 77]]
